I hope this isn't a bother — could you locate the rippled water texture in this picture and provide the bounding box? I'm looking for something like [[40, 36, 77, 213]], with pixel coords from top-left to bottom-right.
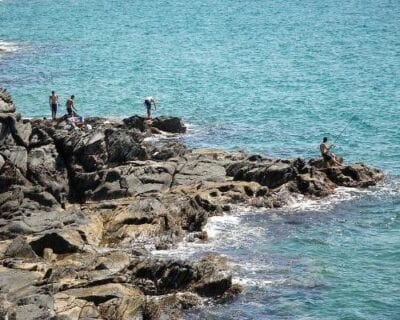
[[1, 0, 399, 319]]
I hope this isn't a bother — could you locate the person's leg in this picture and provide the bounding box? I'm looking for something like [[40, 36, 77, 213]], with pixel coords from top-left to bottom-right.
[[147, 106, 151, 118], [52, 104, 57, 120], [322, 154, 331, 168], [332, 157, 342, 166]]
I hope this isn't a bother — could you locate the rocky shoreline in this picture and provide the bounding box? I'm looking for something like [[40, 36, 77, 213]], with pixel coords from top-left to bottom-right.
[[0, 88, 384, 319]]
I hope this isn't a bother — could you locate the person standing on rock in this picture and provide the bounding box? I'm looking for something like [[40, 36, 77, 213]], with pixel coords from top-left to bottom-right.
[[66, 95, 77, 117], [49, 90, 59, 120], [320, 137, 342, 167], [144, 96, 156, 118]]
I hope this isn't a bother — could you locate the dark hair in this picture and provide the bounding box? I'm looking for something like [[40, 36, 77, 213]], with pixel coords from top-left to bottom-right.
[[323, 137, 328, 142], [51, 90, 55, 94], [71, 95, 75, 99]]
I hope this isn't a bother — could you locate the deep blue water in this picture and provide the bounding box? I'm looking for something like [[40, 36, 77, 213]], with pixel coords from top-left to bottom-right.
[[1, 0, 399, 319]]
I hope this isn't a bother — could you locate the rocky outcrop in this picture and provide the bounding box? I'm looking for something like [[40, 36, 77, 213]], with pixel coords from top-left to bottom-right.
[[151, 116, 187, 133], [0, 88, 384, 319], [226, 156, 383, 199], [0, 89, 16, 113]]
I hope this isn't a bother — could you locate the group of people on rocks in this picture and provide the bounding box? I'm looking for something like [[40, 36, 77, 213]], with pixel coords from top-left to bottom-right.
[[49, 91, 341, 167], [49, 91, 86, 130], [49, 91, 157, 132], [49, 91, 157, 120], [49, 91, 77, 120]]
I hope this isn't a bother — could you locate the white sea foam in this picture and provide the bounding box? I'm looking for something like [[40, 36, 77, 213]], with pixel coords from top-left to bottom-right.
[[0, 41, 19, 54], [143, 131, 177, 143], [153, 178, 400, 291], [204, 214, 241, 239], [279, 176, 400, 213], [183, 122, 196, 132], [233, 276, 288, 289]]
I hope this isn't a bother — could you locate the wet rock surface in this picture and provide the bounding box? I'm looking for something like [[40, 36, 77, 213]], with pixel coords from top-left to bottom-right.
[[0, 89, 384, 319]]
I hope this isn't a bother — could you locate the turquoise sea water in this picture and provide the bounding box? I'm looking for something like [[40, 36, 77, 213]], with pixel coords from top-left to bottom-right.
[[1, 0, 399, 319]]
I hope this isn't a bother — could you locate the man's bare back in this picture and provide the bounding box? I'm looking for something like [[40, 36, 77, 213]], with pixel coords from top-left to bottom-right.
[[66, 95, 75, 116], [66, 99, 74, 108]]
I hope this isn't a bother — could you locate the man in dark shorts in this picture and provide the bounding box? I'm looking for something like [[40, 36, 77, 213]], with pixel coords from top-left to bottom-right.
[[320, 137, 342, 167], [144, 96, 156, 118], [65, 95, 76, 117], [49, 90, 59, 120]]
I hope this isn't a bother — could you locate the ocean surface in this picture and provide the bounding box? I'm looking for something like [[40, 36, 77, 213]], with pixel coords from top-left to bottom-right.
[[1, 0, 399, 319]]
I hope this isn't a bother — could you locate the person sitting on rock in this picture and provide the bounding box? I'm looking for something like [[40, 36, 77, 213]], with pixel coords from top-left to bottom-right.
[[66, 116, 87, 130], [144, 96, 156, 118], [320, 137, 342, 167]]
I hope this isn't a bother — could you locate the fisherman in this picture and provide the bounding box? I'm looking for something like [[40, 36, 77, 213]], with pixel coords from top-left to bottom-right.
[[65, 95, 76, 117], [49, 90, 59, 120], [144, 96, 156, 118], [320, 137, 342, 167]]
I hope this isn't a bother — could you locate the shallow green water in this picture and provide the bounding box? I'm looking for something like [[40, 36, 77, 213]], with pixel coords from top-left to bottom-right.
[[1, 0, 399, 318]]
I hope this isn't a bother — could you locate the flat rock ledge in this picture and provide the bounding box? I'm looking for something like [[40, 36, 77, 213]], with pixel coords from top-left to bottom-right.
[[0, 89, 384, 319]]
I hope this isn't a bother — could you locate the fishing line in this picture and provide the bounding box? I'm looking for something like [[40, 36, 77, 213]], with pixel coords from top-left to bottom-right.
[[332, 114, 357, 146]]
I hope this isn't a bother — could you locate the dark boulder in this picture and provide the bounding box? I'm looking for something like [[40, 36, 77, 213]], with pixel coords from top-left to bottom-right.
[[128, 258, 197, 295], [0, 145, 27, 174], [151, 116, 187, 134], [324, 163, 384, 188], [192, 255, 233, 297], [23, 190, 60, 208], [29, 126, 53, 148], [72, 130, 108, 171], [228, 160, 297, 189], [29, 231, 83, 257], [4, 236, 38, 259], [105, 129, 147, 164], [0, 160, 31, 193], [27, 144, 68, 202], [150, 142, 187, 161], [0, 88, 16, 113], [123, 115, 147, 131]]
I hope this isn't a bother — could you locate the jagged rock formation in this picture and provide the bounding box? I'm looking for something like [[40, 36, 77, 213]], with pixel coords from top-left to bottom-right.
[[0, 89, 384, 319]]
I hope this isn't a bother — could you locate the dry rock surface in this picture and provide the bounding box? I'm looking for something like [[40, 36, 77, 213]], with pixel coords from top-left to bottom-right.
[[0, 88, 384, 319]]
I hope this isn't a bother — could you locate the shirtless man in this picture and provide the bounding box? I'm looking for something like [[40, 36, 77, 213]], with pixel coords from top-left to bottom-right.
[[144, 96, 156, 118], [65, 95, 76, 117], [49, 91, 59, 120], [320, 137, 342, 167]]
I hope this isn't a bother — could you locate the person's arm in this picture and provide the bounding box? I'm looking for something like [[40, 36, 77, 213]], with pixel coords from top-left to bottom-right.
[[153, 100, 156, 110], [49, 96, 52, 106]]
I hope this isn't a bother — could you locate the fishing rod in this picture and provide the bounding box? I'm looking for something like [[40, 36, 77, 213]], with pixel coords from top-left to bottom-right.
[[332, 114, 357, 146]]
